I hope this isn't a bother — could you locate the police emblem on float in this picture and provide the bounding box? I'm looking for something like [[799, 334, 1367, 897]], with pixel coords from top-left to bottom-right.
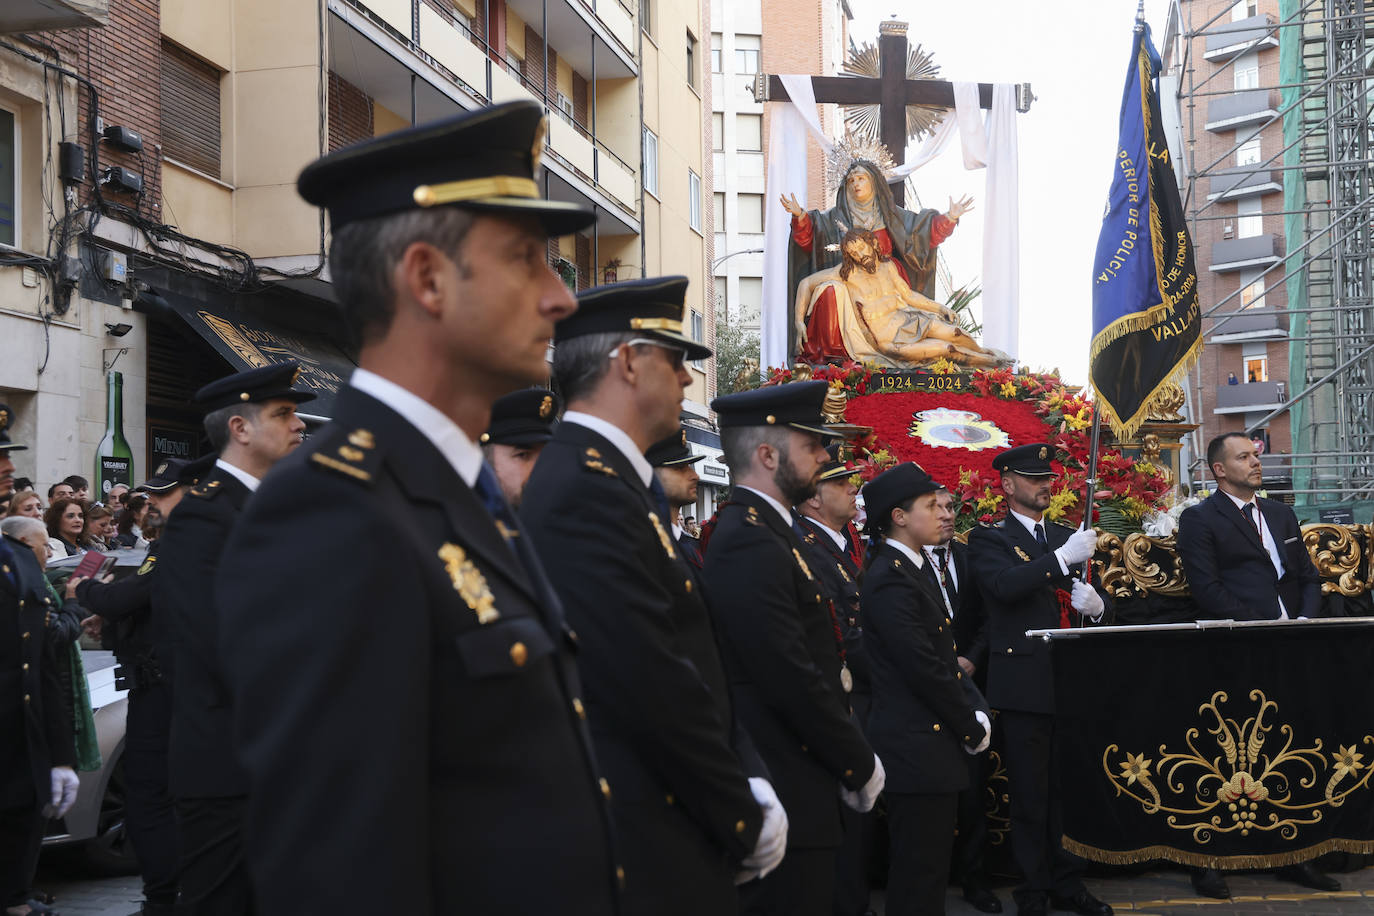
[[908, 408, 1010, 451]]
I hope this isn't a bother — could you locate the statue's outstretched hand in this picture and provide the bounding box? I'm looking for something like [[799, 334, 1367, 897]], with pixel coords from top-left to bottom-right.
[[780, 193, 806, 219], [947, 195, 975, 221]]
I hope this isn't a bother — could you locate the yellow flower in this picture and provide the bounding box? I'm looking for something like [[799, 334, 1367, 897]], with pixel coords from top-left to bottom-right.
[[929, 357, 960, 376], [958, 468, 974, 487], [1333, 745, 1365, 781], [1119, 496, 1149, 520], [1046, 489, 1078, 521], [1133, 460, 1158, 475], [1119, 752, 1153, 785], [998, 381, 1017, 398], [1063, 407, 1093, 431]]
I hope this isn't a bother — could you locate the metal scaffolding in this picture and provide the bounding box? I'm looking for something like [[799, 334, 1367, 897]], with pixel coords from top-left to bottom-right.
[[1170, 0, 1374, 504]]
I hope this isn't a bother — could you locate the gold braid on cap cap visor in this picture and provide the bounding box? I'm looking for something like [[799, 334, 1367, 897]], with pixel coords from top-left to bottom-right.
[[413, 176, 540, 207], [629, 318, 683, 332]]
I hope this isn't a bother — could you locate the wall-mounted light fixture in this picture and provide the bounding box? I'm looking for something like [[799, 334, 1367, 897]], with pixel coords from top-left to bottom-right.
[[105, 322, 133, 338]]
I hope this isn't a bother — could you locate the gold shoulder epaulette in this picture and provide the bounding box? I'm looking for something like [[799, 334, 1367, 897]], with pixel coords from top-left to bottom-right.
[[308, 426, 380, 484], [745, 506, 762, 526], [583, 458, 618, 478], [188, 479, 223, 499]]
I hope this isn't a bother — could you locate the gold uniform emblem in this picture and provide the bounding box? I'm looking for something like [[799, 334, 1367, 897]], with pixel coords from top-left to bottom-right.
[[1014, 546, 1032, 562], [648, 513, 678, 560], [539, 396, 554, 419], [1038, 446, 1049, 460], [792, 548, 814, 581], [348, 429, 376, 449], [137, 556, 156, 576], [438, 543, 499, 624]]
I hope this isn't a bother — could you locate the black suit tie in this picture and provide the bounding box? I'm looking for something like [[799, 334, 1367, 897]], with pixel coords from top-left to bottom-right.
[[1033, 522, 1048, 551], [1242, 502, 1258, 533]]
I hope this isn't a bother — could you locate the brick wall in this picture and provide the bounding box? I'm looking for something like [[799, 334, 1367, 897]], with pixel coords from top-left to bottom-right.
[[575, 233, 591, 291], [523, 25, 547, 98], [573, 73, 589, 130], [45, 0, 164, 218], [328, 71, 374, 152]]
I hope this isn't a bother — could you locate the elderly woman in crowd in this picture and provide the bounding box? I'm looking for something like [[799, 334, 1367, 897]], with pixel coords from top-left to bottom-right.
[[3, 491, 41, 521], [44, 498, 85, 558], [80, 505, 115, 552]]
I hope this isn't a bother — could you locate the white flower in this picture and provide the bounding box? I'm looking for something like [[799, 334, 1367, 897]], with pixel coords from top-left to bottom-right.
[[1142, 510, 1177, 538]]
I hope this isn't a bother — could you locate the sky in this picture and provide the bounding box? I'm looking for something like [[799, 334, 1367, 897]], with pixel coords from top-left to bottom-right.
[[839, 0, 1173, 383]]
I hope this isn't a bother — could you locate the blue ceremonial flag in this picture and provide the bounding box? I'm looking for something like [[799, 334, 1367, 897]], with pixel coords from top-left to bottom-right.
[[1090, 23, 1200, 438]]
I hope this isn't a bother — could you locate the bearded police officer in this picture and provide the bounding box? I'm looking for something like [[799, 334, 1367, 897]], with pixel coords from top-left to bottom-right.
[[646, 428, 707, 571], [215, 101, 619, 915], [522, 277, 786, 914], [704, 382, 883, 916], [966, 444, 1111, 916]]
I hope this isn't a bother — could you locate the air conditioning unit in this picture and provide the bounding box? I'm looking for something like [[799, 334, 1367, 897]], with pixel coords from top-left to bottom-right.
[[1223, 224, 1234, 238]]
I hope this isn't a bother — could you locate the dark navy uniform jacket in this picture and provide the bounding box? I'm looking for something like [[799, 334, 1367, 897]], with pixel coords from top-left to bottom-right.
[[967, 517, 1111, 715], [702, 487, 875, 850], [795, 516, 869, 698], [861, 542, 987, 794], [153, 465, 251, 798], [215, 387, 619, 916], [521, 420, 763, 916]]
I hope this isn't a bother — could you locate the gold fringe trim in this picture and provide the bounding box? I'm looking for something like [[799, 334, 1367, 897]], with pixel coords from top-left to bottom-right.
[[1140, 42, 1170, 320], [1063, 834, 1374, 870]]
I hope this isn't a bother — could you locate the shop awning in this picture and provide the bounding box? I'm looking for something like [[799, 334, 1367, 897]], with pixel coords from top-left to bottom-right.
[[159, 290, 355, 420]]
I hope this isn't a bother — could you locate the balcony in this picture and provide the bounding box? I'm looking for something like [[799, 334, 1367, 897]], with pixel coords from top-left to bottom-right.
[[1205, 90, 1278, 132], [1210, 234, 1281, 272], [1214, 379, 1287, 415], [1203, 14, 1279, 61], [1207, 306, 1287, 342], [504, 0, 637, 77], [327, 0, 640, 233], [1206, 167, 1281, 201], [0, 0, 106, 31]]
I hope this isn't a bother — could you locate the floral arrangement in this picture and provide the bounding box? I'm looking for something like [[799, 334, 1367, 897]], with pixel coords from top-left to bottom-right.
[[758, 364, 1175, 534]]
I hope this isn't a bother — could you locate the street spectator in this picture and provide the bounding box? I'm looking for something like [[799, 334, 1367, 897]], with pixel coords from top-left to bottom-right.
[[81, 505, 115, 551], [105, 483, 130, 512], [4, 492, 41, 520], [47, 482, 73, 503], [44, 498, 85, 557], [112, 495, 150, 548], [62, 476, 90, 502]]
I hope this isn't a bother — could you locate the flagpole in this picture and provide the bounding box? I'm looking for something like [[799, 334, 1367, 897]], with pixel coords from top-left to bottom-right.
[[1080, 403, 1103, 586]]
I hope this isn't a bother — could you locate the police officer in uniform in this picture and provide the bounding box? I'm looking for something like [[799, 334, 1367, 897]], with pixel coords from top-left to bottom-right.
[[967, 444, 1111, 916], [522, 277, 785, 914], [704, 382, 883, 916], [76, 457, 212, 915], [215, 101, 620, 914], [1, 410, 80, 914], [481, 387, 560, 508], [646, 428, 707, 571]]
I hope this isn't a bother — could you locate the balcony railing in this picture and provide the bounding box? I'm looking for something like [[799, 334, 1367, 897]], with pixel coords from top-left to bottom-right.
[[1206, 167, 1281, 201], [1205, 90, 1278, 132], [1203, 14, 1279, 60], [1207, 306, 1287, 339], [1210, 234, 1281, 272], [1214, 379, 1287, 414]]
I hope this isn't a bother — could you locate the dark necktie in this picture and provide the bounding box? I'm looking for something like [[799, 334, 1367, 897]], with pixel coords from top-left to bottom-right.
[[474, 462, 521, 553], [1242, 502, 1260, 535], [934, 546, 956, 603], [1034, 522, 1048, 551]]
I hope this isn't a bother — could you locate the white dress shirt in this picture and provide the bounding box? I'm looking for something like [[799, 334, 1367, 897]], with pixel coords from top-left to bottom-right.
[[1223, 490, 1289, 619], [561, 412, 653, 488], [215, 458, 261, 493], [885, 537, 927, 571], [349, 368, 483, 487], [923, 543, 959, 615]]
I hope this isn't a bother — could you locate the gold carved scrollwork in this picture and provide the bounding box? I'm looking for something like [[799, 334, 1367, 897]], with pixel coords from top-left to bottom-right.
[[1103, 690, 1374, 846], [984, 748, 1011, 847], [1093, 532, 1138, 600], [1302, 523, 1371, 598], [1121, 533, 1191, 598]]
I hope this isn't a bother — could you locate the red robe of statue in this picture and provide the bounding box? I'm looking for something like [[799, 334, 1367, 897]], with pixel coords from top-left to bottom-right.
[[792, 213, 956, 364]]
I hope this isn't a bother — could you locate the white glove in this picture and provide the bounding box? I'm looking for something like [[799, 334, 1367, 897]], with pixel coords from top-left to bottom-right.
[[49, 766, 79, 818], [1071, 580, 1105, 620], [964, 710, 992, 755], [736, 777, 788, 884], [1054, 527, 1099, 566], [838, 754, 885, 813]]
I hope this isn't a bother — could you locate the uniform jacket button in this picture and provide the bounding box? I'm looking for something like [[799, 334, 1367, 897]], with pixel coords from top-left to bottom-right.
[[844, 768, 853, 777], [665, 794, 674, 805], [572, 698, 586, 719], [23, 694, 30, 703], [509, 642, 528, 667], [933, 723, 941, 732], [684, 579, 693, 593], [21, 663, 28, 671], [1006, 648, 1013, 654], [600, 778, 612, 799], [801, 744, 809, 753], [735, 819, 747, 833], [957, 671, 963, 679], [616, 866, 626, 888]]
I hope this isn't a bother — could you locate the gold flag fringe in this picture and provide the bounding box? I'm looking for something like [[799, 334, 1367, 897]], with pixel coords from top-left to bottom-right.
[[1091, 333, 1202, 442], [1063, 834, 1374, 870]]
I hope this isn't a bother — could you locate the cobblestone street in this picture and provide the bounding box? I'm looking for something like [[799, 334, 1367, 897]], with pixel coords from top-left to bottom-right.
[[30, 855, 1374, 916]]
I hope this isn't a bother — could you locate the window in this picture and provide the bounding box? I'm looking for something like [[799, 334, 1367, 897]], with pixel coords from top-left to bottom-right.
[[736, 113, 762, 151], [1240, 274, 1266, 309], [0, 105, 16, 248], [690, 309, 705, 368], [1237, 137, 1261, 167], [1232, 0, 1258, 20], [161, 41, 222, 178], [451, 7, 474, 35], [689, 170, 702, 232], [735, 35, 761, 75], [713, 192, 725, 232], [640, 0, 652, 37], [737, 277, 763, 323], [1236, 197, 1262, 238], [714, 276, 727, 314], [711, 33, 722, 73], [712, 112, 724, 151], [737, 193, 764, 233], [643, 127, 659, 195], [1233, 53, 1259, 90], [686, 30, 698, 89], [556, 92, 575, 126], [504, 50, 524, 78], [1245, 356, 1268, 383]]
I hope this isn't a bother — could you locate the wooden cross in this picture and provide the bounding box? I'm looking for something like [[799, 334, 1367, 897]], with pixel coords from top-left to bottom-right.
[[753, 19, 1032, 206]]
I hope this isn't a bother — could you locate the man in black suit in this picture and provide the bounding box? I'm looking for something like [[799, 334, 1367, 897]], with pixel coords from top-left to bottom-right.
[[1176, 431, 1337, 898], [967, 444, 1112, 916], [481, 387, 560, 508], [215, 102, 619, 915], [154, 363, 314, 914], [646, 427, 707, 573], [922, 489, 1001, 914], [704, 382, 883, 916], [1, 412, 80, 916], [794, 446, 874, 916], [522, 277, 785, 914]]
